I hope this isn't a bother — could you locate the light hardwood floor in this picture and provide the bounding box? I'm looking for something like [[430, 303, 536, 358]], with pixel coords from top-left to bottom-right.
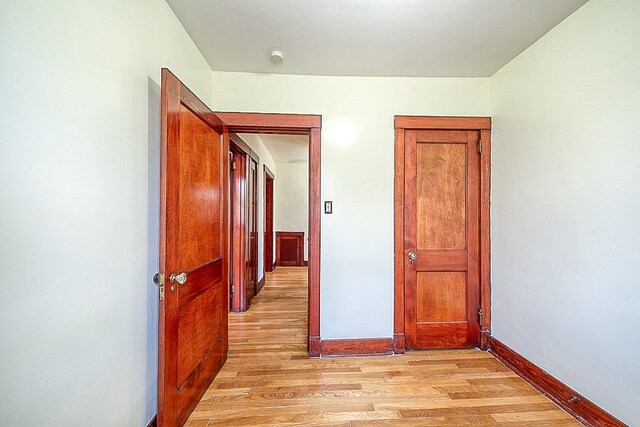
[[186, 267, 579, 426]]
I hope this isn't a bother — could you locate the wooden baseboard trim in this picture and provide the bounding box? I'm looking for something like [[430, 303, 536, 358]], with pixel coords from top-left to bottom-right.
[[303, 260, 308, 266], [146, 415, 157, 427], [480, 330, 491, 351], [320, 338, 393, 357], [308, 336, 321, 357], [393, 333, 405, 354], [256, 276, 265, 294], [489, 337, 626, 427]]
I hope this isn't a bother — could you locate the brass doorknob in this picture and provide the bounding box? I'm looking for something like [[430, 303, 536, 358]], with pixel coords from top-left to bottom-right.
[[408, 252, 417, 263], [170, 272, 188, 285]]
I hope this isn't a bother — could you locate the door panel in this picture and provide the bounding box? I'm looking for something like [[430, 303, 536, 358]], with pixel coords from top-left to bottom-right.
[[177, 105, 222, 268], [177, 286, 222, 385], [276, 232, 304, 266], [416, 272, 467, 322], [264, 172, 274, 274], [159, 69, 228, 427], [405, 129, 480, 349], [416, 143, 466, 250]]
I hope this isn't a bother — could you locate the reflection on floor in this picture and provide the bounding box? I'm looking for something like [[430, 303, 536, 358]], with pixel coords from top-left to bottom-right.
[[185, 266, 578, 426]]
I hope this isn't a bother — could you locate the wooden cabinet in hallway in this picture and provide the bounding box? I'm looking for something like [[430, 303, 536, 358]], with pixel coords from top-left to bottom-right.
[[276, 231, 305, 267]]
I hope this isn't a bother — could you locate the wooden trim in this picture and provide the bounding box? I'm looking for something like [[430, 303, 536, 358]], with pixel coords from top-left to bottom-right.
[[393, 116, 491, 352], [229, 133, 259, 163], [320, 338, 393, 357], [216, 112, 321, 134], [307, 127, 321, 357], [263, 166, 275, 274], [479, 129, 492, 350], [303, 260, 308, 266], [264, 164, 275, 180], [308, 336, 321, 358], [490, 337, 626, 427], [163, 69, 225, 133], [146, 415, 157, 427], [158, 71, 175, 427], [393, 333, 405, 354], [395, 115, 491, 130], [214, 111, 321, 358], [256, 276, 265, 294], [393, 128, 405, 354]]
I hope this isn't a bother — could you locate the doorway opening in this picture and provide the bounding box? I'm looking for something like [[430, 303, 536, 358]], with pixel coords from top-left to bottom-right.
[[227, 132, 310, 313], [225, 132, 311, 370], [216, 112, 322, 357]]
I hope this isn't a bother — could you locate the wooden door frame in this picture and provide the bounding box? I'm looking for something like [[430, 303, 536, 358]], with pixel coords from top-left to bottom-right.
[[248, 157, 258, 300], [264, 165, 275, 274], [228, 135, 260, 311], [393, 116, 492, 353], [228, 142, 247, 312], [230, 133, 260, 163], [215, 112, 322, 357]]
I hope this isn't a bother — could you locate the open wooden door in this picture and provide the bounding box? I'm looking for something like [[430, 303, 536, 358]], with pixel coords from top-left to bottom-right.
[[158, 69, 229, 427], [229, 146, 247, 312]]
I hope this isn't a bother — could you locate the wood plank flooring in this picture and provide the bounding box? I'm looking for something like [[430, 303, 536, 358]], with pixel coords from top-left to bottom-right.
[[186, 267, 579, 426]]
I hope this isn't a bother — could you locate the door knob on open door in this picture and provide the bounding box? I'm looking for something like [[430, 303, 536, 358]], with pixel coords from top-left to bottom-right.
[[170, 272, 188, 285], [408, 252, 417, 263]]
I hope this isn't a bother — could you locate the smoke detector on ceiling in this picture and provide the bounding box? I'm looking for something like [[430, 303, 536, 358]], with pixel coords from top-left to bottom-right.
[[270, 50, 284, 64]]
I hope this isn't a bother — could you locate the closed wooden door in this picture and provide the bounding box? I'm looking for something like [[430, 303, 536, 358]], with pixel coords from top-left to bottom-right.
[[246, 159, 258, 299], [404, 129, 480, 349], [159, 69, 228, 426], [229, 148, 247, 312], [228, 149, 259, 311], [264, 169, 274, 273]]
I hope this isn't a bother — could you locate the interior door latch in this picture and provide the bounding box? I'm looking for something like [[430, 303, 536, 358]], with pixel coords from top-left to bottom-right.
[[153, 273, 165, 300]]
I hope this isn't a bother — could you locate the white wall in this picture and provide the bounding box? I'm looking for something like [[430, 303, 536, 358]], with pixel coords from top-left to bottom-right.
[[490, 0, 640, 424], [7, 0, 633, 424], [240, 135, 277, 281], [274, 162, 310, 260], [0, 0, 213, 425], [212, 73, 490, 339]]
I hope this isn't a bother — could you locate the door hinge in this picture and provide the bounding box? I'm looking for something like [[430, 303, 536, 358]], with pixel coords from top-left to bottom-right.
[[154, 273, 165, 301], [231, 284, 235, 294], [478, 307, 483, 324], [232, 161, 237, 170], [478, 139, 483, 155]]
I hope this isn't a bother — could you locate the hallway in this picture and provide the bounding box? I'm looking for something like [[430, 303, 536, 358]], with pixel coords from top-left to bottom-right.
[[185, 267, 577, 426]]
